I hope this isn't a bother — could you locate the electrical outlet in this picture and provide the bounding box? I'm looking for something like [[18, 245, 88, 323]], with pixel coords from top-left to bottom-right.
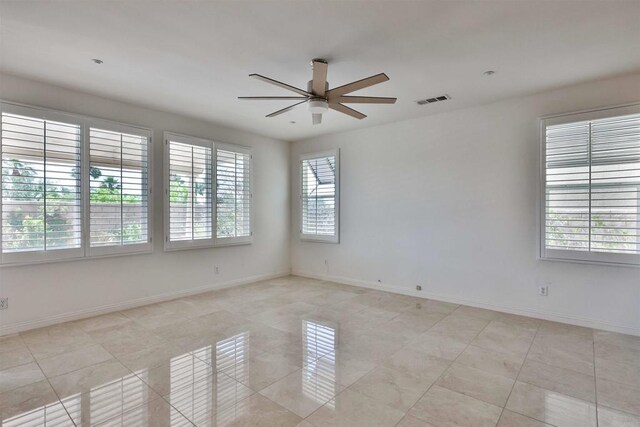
[[538, 285, 549, 297], [416, 285, 422, 291], [0, 297, 7, 310], [214, 266, 219, 275], [324, 259, 329, 273]]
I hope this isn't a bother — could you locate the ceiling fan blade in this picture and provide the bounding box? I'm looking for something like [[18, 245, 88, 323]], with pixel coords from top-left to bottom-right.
[[311, 60, 328, 96], [331, 96, 397, 104], [329, 103, 367, 120], [238, 96, 308, 100], [326, 73, 389, 98], [265, 100, 307, 118], [250, 74, 310, 96], [312, 113, 322, 125]]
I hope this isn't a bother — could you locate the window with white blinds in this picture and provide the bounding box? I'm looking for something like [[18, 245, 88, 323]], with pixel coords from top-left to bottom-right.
[[215, 144, 252, 245], [542, 104, 640, 265], [1, 106, 83, 263], [163, 134, 251, 249], [300, 150, 339, 243], [165, 133, 213, 249], [88, 123, 151, 255], [1, 102, 153, 265]]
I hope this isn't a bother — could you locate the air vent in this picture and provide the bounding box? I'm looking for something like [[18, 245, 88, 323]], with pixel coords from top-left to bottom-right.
[[416, 94, 450, 105]]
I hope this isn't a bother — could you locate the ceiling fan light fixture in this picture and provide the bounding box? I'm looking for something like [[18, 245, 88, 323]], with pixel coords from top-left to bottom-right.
[[308, 99, 328, 114]]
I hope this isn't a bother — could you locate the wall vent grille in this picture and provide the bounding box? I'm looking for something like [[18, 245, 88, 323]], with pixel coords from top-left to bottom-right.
[[416, 95, 451, 105]]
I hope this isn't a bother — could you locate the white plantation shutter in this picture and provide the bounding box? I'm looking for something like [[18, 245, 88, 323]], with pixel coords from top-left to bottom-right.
[[215, 144, 251, 245], [165, 133, 213, 249], [88, 123, 151, 255], [1, 107, 83, 263], [300, 150, 339, 243], [542, 105, 640, 265]]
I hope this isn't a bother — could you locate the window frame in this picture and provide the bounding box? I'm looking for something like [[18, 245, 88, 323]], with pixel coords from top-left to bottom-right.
[[213, 142, 253, 247], [163, 131, 215, 251], [299, 149, 340, 244], [0, 101, 154, 266], [539, 102, 640, 267], [85, 118, 153, 257], [163, 136, 253, 250]]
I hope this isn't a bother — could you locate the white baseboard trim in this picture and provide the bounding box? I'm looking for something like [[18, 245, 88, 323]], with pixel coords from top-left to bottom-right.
[[0, 271, 290, 336], [293, 270, 640, 337]]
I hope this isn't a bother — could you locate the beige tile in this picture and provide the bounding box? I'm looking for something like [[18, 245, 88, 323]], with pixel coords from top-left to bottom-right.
[[306, 388, 405, 427], [48, 359, 132, 397], [404, 299, 459, 316], [526, 335, 594, 376], [594, 331, 640, 353], [596, 356, 640, 388], [391, 311, 446, 332], [1, 396, 72, 426], [0, 346, 34, 371], [472, 320, 536, 357], [405, 332, 468, 360], [349, 366, 435, 411], [427, 314, 490, 343], [518, 359, 595, 402], [0, 380, 58, 421], [38, 344, 113, 377], [498, 410, 552, 427], [60, 375, 161, 426], [597, 406, 640, 427], [212, 393, 302, 426], [597, 378, 640, 416], [595, 339, 640, 369], [116, 342, 187, 371], [166, 372, 254, 421], [397, 415, 437, 426], [457, 345, 524, 379], [379, 347, 449, 382], [21, 323, 95, 360], [314, 352, 375, 388], [73, 312, 132, 332], [96, 396, 192, 426], [452, 306, 500, 321], [139, 351, 215, 396], [505, 381, 596, 427], [0, 362, 45, 393], [222, 349, 301, 392], [408, 385, 502, 427], [260, 366, 346, 418], [436, 362, 514, 407], [0, 335, 28, 354]]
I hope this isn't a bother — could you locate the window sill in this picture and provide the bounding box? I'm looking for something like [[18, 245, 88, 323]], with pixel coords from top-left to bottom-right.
[[539, 253, 640, 269]]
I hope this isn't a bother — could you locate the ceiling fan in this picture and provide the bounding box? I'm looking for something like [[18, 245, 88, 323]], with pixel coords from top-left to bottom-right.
[[239, 59, 397, 125]]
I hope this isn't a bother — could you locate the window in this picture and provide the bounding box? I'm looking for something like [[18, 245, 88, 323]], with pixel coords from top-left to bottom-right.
[[88, 122, 151, 256], [1, 105, 83, 264], [0, 102, 153, 265], [300, 150, 339, 243], [215, 144, 252, 245], [164, 134, 251, 249], [164, 133, 213, 250], [541, 104, 640, 266]]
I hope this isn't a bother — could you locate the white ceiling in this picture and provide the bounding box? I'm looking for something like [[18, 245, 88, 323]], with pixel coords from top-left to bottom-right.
[[1, 0, 639, 141]]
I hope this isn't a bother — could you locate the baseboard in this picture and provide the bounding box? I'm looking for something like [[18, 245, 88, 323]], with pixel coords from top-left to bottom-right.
[[0, 271, 290, 336], [293, 270, 640, 337]]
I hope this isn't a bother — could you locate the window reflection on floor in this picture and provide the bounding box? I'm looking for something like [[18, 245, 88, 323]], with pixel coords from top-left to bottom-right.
[[2, 400, 71, 427], [167, 347, 214, 425], [215, 331, 250, 425], [302, 320, 337, 408]]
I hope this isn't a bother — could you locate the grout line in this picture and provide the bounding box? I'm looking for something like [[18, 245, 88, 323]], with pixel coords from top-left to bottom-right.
[[496, 319, 541, 425], [393, 311, 496, 426]]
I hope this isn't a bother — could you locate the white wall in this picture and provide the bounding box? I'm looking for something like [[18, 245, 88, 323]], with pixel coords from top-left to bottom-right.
[[291, 72, 640, 336], [0, 73, 291, 335]]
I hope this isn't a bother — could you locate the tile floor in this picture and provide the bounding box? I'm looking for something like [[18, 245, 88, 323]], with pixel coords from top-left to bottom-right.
[[1, 276, 639, 426]]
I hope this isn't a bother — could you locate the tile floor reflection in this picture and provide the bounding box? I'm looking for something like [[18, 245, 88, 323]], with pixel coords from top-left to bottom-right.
[[1, 276, 639, 426]]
